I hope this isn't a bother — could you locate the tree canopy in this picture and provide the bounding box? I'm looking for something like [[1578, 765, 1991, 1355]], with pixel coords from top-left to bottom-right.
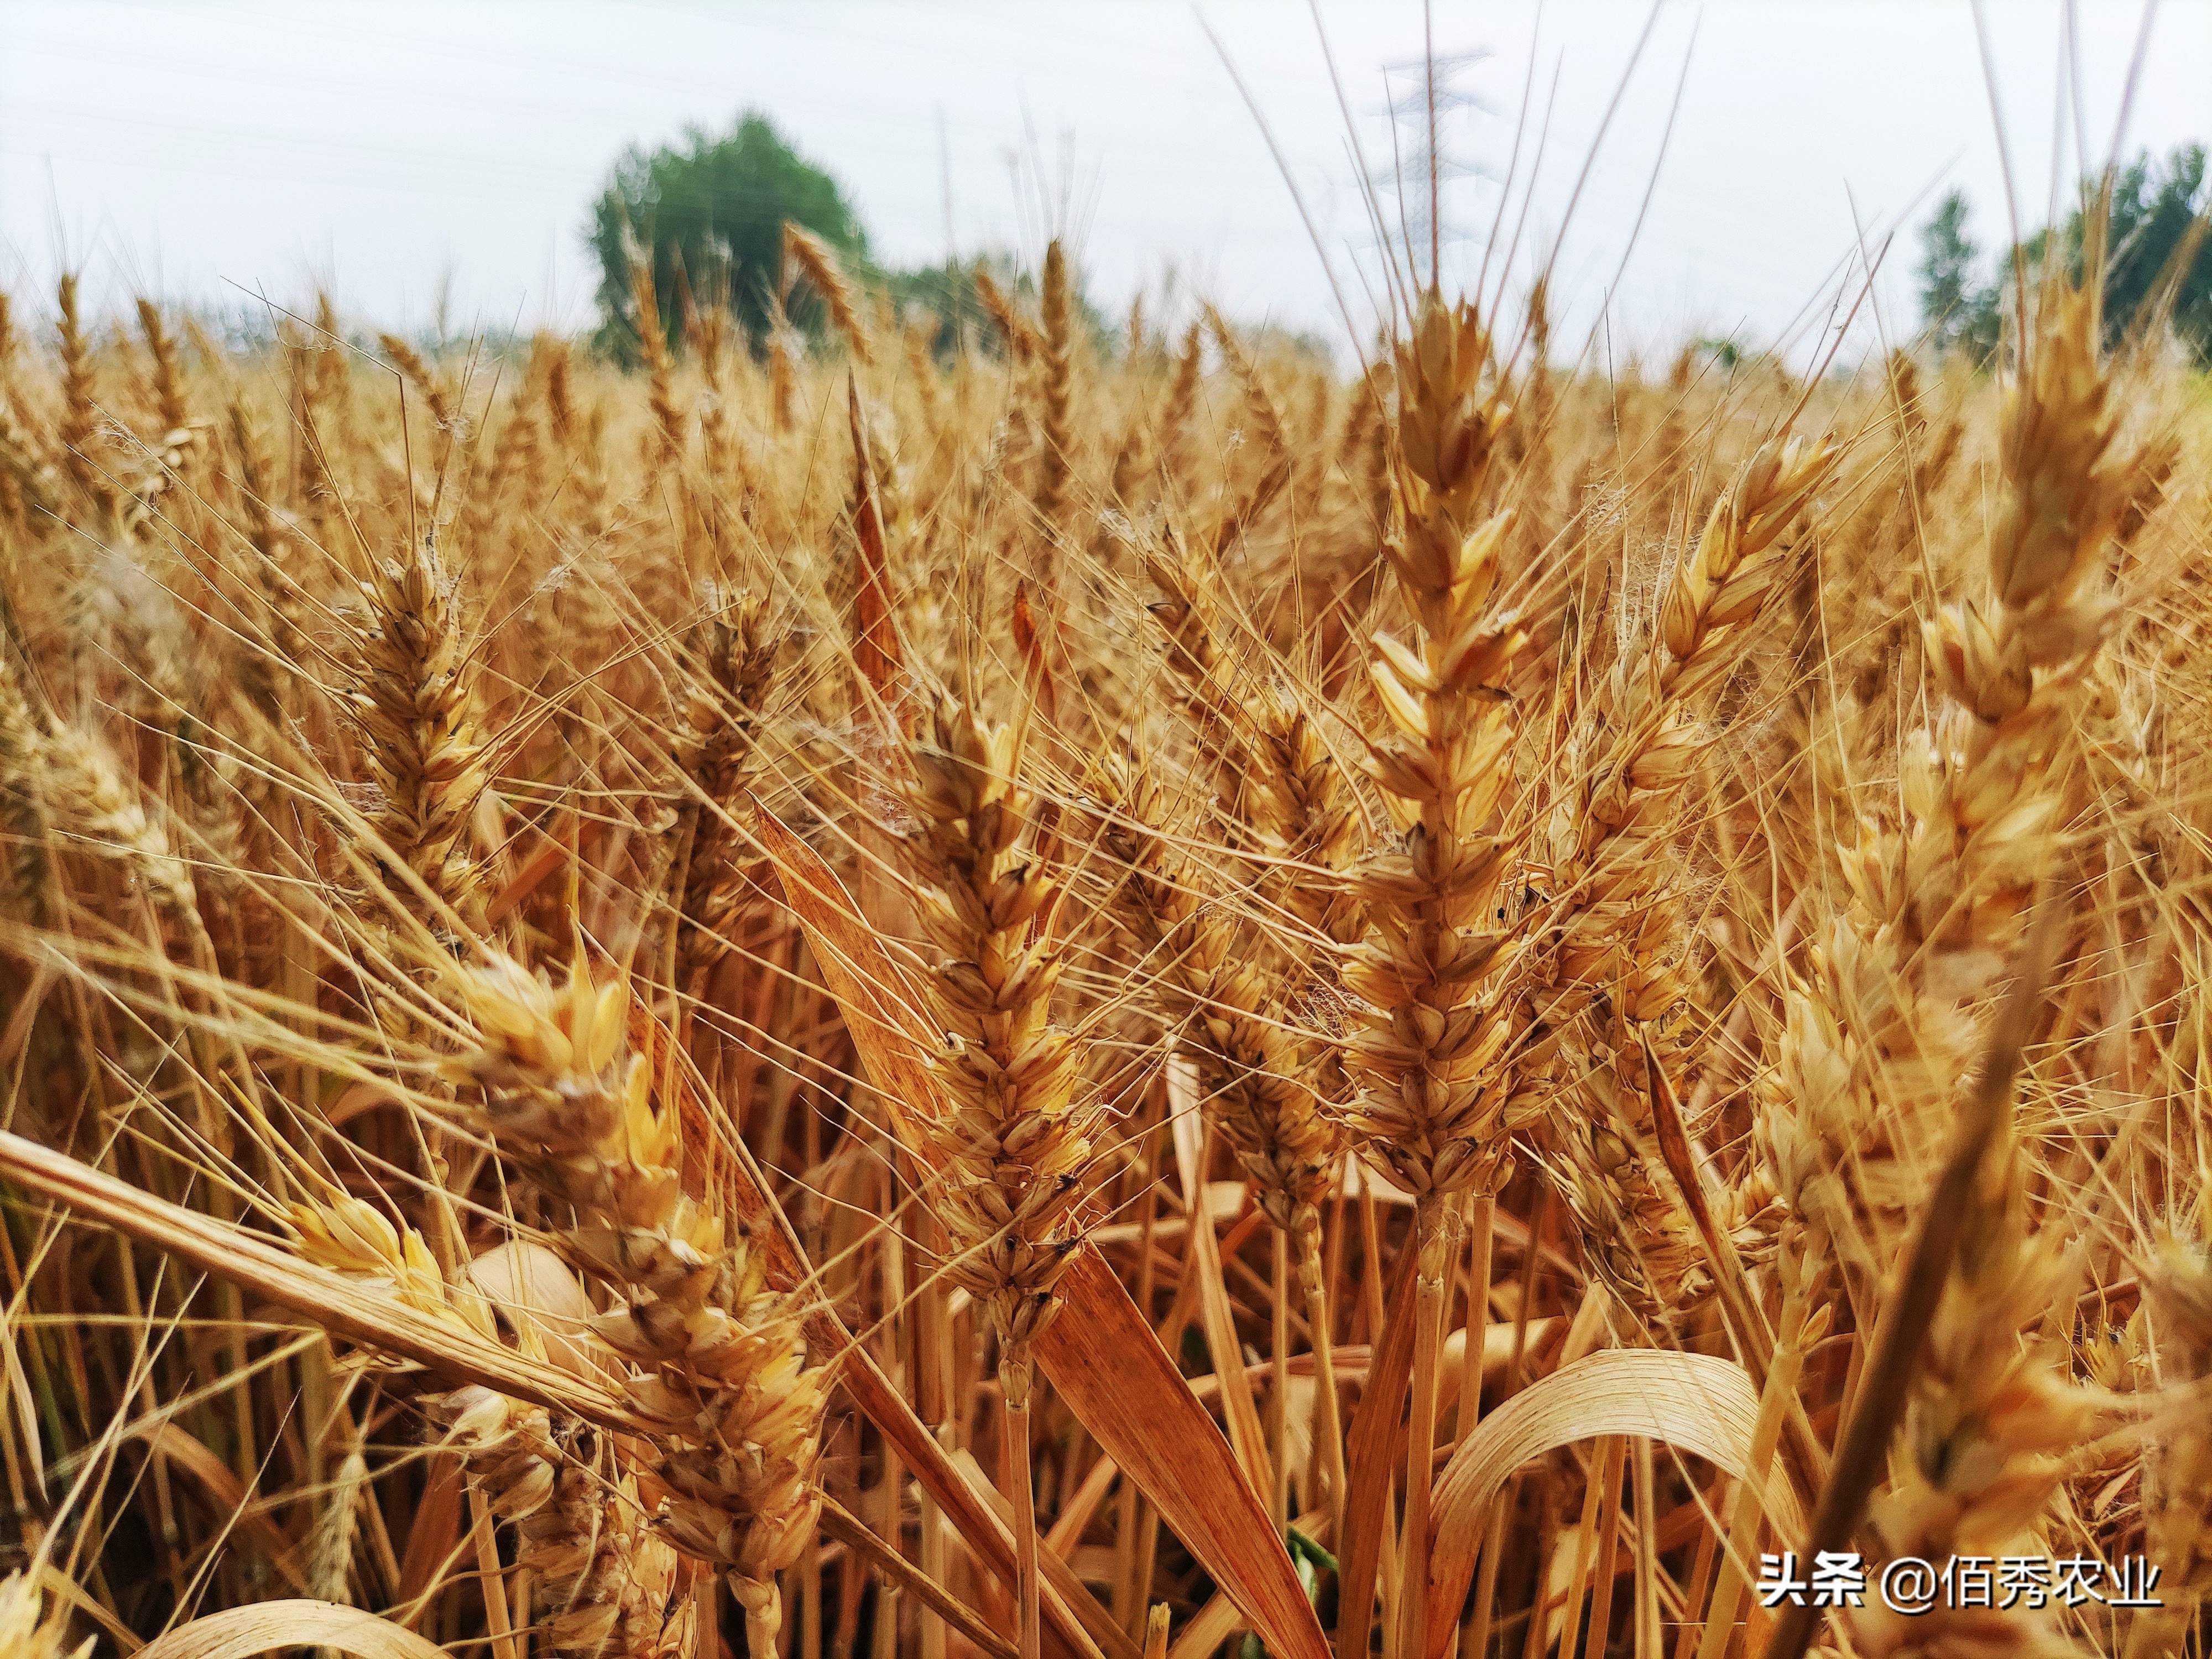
[[1914, 144, 2211, 366], [587, 113, 868, 361], [587, 109, 1118, 365]]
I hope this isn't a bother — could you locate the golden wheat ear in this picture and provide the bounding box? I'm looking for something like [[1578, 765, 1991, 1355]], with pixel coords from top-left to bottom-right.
[[446, 950, 827, 1659], [781, 222, 873, 366]]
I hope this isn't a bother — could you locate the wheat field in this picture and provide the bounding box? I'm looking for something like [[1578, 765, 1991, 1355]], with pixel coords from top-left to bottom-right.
[[0, 203, 2206, 1659]]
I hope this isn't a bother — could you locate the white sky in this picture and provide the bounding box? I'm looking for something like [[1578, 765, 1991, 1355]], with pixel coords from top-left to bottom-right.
[[3, 1, 2205, 363]]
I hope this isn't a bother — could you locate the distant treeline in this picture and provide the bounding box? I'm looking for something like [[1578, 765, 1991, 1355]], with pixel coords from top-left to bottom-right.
[[1917, 143, 2210, 365]]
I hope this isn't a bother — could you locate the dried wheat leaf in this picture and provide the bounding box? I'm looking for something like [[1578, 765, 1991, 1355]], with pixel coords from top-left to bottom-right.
[[393, 1459, 466, 1611], [1422, 1349, 1798, 1659], [1166, 1590, 1246, 1659], [126, 1420, 313, 1593], [1336, 1241, 1420, 1659], [0, 1131, 639, 1432], [821, 1496, 1019, 1659], [1039, 1251, 1329, 1659], [755, 804, 941, 1151], [2, 1311, 43, 1501], [134, 1602, 446, 1659]]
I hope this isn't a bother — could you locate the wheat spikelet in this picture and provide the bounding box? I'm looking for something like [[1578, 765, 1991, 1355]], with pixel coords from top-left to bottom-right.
[[1124, 529, 1364, 1242], [764, 298, 800, 435], [1126, 535, 1354, 1233], [1086, 737, 1354, 1521], [460, 385, 534, 560], [543, 336, 578, 450], [1245, 681, 1364, 968]]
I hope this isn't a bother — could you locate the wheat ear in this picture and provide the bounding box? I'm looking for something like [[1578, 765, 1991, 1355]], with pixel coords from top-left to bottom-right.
[[973, 263, 1041, 363], [1086, 744, 1352, 1526], [1771, 278, 2130, 1659], [2127, 1232, 2212, 1656], [890, 688, 1104, 1659], [781, 223, 873, 365], [1340, 291, 1531, 1658], [289, 1196, 681, 1658], [344, 534, 493, 933], [1032, 241, 1076, 529], [667, 589, 779, 995], [54, 273, 98, 509], [627, 244, 684, 472], [377, 332, 458, 437], [1532, 436, 1837, 1331], [449, 952, 828, 1659]]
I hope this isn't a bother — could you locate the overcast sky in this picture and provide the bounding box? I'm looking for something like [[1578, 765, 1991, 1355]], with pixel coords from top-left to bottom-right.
[[3, 2, 2205, 363]]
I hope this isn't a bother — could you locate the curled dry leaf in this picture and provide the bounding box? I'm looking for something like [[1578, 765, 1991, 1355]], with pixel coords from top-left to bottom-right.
[[1422, 1349, 1797, 1659], [134, 1602, 447, 1659]]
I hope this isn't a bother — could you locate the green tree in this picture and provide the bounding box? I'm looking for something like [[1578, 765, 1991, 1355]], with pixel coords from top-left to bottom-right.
[[586, 112, 868, 361], [1916, 147, 2210, 367], [2088, 143, 2209, 362], [1915, 189, 1999, 359]]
